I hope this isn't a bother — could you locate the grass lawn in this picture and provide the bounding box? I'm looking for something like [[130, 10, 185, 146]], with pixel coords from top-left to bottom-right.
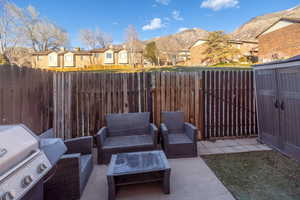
[[202, 151, 300, 200]]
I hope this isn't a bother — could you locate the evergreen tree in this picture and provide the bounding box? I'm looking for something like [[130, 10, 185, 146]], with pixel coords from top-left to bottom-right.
[[144, 42, 158, 65], [202, 31, 241, 65]]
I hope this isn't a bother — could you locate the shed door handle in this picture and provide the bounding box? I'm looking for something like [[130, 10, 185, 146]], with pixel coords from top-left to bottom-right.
[[280, 101, 284, 110], [273, 99, 279, 109]]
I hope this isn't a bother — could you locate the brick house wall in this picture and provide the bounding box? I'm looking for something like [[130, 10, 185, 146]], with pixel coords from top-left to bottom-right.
[[258, 23, 300, 62], [237, 42, 258, 56], [190, 43, 208, 66]]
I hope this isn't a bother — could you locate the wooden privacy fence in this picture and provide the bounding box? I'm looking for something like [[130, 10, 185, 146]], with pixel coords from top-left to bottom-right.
[[53, 72, 153, 139], [0, 65, 53, 134], [54, 70, 257, 139], [203, 70, 257, 139]]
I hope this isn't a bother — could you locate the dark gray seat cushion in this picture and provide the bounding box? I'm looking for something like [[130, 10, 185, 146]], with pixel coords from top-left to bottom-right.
[[106, 112, 150, 137], [169, 134, 193, 144], [103, 135, 153, 149], [162, 112, 185, 134]]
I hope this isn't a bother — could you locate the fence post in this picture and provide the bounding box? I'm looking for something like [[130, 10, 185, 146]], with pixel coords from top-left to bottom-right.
[[199, 71, 205, 140]]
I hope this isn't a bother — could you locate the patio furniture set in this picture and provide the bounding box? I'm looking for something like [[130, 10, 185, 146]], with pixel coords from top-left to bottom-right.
[[42, 111, 198, 200]]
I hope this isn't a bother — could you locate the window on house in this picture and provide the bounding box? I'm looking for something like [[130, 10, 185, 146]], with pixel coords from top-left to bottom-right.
[[65, 55, 70, 61], [95, 53, 100, 58], [37, 56, 40, 61], [81, 56, 83, 60], [120, 52, 126, 59], [106, 53, 112, 59]]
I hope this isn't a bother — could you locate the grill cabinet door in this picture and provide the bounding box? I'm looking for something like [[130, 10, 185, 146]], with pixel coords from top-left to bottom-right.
[[277, 67, 300, 161], [255, 69, 280, 148]]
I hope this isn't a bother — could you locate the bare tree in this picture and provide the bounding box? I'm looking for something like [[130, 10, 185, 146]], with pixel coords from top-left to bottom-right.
[[4, 2, 68, 52], [125, 25, 142, 66], [79, 27, 112, 49], [33, 20, 69, 51], [0, 0, 22, 60]]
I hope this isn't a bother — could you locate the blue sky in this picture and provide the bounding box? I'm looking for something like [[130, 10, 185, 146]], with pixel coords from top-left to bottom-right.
[[13, 0, 300, 47]]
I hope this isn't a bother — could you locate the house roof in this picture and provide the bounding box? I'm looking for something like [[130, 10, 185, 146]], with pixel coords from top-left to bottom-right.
[[189, 38, 258, 49], [32, 50, 92, 56], [254, 55, 300, 67], [32, 51, 52, 56], [32, 46, 143, 56], [91, 46, 125, 53], [256, 17, 300, 38], [90, 48, 107, 53], [228, 39, 258, 44], [189, 38, 208, 49], [58, 51, 68, 55], [72, 51, 92, 55]]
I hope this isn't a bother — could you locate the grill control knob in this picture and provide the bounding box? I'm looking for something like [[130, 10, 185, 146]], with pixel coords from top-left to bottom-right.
[[37, 163, 48, 174], [1, 192, 14, 200], [22, 176, 33, 188]]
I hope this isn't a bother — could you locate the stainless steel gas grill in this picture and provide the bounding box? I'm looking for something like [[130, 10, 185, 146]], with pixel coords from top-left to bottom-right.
[[0, 125, 67, 200]]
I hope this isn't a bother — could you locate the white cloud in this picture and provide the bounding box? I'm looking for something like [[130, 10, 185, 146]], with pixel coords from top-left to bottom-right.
[[142, 18, 164, 31], [201, 0, 239, 11], [178, 27, 188, 32], [172, 10, 184, 21], [155, 0, 171, 5], [164, 17, 171, 21]]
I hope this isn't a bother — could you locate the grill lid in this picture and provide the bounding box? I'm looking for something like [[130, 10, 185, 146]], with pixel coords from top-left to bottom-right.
[[0, 125, 39, 176]]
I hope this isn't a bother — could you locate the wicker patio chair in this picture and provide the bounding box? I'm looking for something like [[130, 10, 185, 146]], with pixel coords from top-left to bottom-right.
[[160, 111, 198, 158], [41, 129, 94, 200], [96, 112, 158, 164]]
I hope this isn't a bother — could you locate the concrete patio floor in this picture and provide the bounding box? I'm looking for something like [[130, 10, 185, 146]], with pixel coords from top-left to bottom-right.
[[198, 138, 272, 155], [81, 138, 271, 200], [81, 157, 235, 200]]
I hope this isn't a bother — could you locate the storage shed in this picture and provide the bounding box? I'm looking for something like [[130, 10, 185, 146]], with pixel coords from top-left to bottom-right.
[[254, 55, 300, 162]]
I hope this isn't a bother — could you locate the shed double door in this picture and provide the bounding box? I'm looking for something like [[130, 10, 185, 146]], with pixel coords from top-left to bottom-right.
[[256, 67, 300, 161]]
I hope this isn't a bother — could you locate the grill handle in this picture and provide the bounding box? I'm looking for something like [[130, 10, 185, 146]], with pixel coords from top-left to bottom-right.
[[0, 148, 7, 158]]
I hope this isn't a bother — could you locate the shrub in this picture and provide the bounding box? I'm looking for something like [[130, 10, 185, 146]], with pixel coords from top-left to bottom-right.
[[0, 54, 9, 65]]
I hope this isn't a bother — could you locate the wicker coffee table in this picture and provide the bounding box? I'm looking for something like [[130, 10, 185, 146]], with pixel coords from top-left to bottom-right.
[[107, 150, 171, 200]]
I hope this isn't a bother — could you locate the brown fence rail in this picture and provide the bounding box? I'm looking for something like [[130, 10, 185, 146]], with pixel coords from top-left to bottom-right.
[[0, 65, 53, 134], [53, 70, 257, 139]]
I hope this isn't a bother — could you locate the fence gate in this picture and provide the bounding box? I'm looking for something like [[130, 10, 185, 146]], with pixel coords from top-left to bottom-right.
[[203, 70, 257, 139]]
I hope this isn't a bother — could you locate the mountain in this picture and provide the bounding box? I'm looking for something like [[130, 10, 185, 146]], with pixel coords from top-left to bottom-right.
[[146, 28, 209, 52], [232, 6, 300, 41]]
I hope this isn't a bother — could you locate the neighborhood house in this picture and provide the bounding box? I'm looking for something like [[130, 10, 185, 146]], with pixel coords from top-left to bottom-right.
[[31, 18, 300, 68], [256, 18, 300, 63], [32, 46, 143, 68], [189, 38, 258, 65]]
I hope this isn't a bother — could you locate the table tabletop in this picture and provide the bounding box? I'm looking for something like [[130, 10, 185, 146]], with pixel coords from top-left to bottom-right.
[[107, 150, 170, 176]]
